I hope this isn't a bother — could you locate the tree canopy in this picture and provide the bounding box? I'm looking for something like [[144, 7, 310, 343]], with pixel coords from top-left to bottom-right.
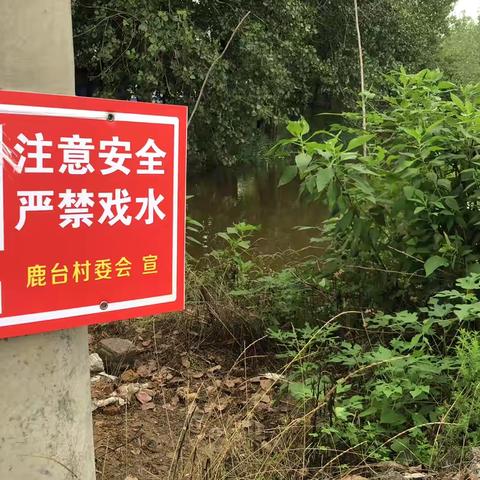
[[73, 0, 456, 169], [439, 16, 480, 85]]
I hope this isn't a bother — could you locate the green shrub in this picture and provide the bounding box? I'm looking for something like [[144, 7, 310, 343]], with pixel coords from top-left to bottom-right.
[[187, 223, 326, 340], [276, 70, 480, 298], [270, 273, 480, 467]]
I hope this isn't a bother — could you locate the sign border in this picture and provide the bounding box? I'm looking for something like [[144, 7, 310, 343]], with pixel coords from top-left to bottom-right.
[[0, 103, 180, 328]]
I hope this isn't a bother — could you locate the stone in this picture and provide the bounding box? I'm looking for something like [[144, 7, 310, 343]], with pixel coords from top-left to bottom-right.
[[98, 337, 137, 369], [91, 372, 117, 384], [89, 353, 104, 374], [91, 396, 126, 412]]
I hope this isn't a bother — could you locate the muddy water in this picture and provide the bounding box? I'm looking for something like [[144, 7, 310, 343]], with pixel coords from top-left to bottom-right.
[[187, 165, 327, 257]]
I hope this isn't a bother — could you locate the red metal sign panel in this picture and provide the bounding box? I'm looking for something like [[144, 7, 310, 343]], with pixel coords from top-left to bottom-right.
[[0, 91, 187, 338]]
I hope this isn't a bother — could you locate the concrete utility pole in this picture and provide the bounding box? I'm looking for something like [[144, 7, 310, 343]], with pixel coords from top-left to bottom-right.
[[0, 1, 96, 479]]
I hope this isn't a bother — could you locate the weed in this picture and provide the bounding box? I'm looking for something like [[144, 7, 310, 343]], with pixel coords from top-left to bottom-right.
[[270, 274, 480, 468]]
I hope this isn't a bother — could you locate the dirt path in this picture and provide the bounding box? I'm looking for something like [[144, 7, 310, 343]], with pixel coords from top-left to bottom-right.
[[90, 317, 283, 480]]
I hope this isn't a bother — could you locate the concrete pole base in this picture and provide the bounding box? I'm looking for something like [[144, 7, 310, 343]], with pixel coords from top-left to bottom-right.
[[0, 328, 96, 479], [0, 1, 96, 478]]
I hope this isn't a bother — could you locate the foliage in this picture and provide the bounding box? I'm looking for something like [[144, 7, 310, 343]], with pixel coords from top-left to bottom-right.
[[444, 330, 480, 454], [73, 0, 319, 169], [186, 195, 204, 249], [277, 70, 480, 297], [439, 17, 480, 86], [187, 222, 328, 340], [73, 0, 455, 169], [186, 215, 203, 248], [314, 0, 455, 105], [270, 274, 480, 466], [209, 222, 260, 288]]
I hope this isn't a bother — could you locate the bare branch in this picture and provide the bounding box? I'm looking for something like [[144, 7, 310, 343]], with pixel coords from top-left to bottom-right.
[[188, 11, 251, 127], [354, 0, 368, 156]]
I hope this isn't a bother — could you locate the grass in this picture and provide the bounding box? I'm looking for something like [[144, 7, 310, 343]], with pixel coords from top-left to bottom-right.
[[92, 250, 480, 480]]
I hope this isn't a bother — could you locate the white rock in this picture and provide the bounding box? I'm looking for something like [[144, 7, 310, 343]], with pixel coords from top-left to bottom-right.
[[91, 396, 126, 411], [262, 373, 286, 382], [90, 372, 117, 384], [89, 353, 104, 374]]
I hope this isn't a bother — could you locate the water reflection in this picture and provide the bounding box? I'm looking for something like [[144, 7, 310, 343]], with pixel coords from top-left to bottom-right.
[[188, 165, 327, 256]]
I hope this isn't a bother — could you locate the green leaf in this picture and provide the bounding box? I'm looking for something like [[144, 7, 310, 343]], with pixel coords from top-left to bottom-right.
[[295, 153, 312, 173], [361, 90, 376, 99], [353, 177, 375, 198], [358, 406, 377, 418], [217, 232, 230, 242], [391, 439, 410, 454], [336, 210, 354, 232], [456, 274, 480, 290], [403, 186, 416, 200], [278, 166, 298, 186], [424, 255, 449, 277], [346, 134, 374, 152], [229, 289, 253, 297], [348, 163, 379, 176], [187, 218, 203, 229], [401, 127, 422, 142], [437, 179, 451, 190], [451, 93, 465, 111], [334, 406, 351, 421], [289, 382, 314, 400], [186, 235, 202, 245], [455, 303, 480, 321], [316, 167, 334, 193], [444, 197, 459, 211], [269, 138, 296, 153], [438, 81, 455, 90], [287, 118, 310, 137], [380, 407, 406, 425], [410, 385, 430, 399], [412, 412, 429, 426]]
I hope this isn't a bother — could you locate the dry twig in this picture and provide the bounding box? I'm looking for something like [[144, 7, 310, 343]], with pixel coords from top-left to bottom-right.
[[188, 11, 251, 126]]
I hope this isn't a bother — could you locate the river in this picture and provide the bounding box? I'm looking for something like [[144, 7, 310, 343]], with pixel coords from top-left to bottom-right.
[[187, 164, 327, 257]]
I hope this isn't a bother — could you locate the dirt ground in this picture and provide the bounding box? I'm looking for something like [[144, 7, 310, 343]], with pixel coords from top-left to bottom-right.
[[90, 315, 285, 480], [90, 316, 469, 480]]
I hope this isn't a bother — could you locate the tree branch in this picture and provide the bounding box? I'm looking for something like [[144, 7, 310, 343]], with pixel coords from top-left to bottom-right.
[[354, 0, 368, 155], [188, 11, 251, 127]]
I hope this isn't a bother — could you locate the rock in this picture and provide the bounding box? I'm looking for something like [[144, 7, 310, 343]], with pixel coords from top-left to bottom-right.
[[89, 353, 104, 374], [91, 372, 117, 384], [116, 382, 151, 401], [91, 377, 116, 400], [136, 390, 153, 404], [98, 337, 137, 368], [91, 396, 126, 412], [375, 472, 404, 480]]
